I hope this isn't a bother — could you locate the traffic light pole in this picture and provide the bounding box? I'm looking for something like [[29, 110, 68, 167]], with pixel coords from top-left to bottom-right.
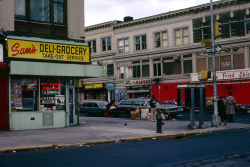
[[210, 0, 221, 127]]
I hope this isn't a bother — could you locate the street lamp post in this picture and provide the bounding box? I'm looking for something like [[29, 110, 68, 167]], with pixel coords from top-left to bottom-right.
[[210, 0, 221, 127]]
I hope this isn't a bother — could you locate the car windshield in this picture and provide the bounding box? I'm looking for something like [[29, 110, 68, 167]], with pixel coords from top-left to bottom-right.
[[98, 101, 108, 107]]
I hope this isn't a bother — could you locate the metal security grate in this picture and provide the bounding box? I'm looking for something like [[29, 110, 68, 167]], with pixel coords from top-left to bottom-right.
[[43, 113, 54, 126]]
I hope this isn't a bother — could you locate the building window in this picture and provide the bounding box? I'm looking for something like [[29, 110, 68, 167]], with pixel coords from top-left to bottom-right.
[[220, 55, 231, 71], [246, 15, 250, 35], [107, 64, 114, 76], [163, 61, 181, 75], [135, 35, 147, 51], [142, 65, 149, 77], [175, 28, 189, 45], [196, 58, 207, 72], [183, 60, 192, 74], [117, 66, 133, 79], [133, 65, 140, 78], [88, 40, 96, 53], [155, 31, 168, 48], [102, 37, 111, 51], [118, 38, 129, 53], [233, 54, 244, 69], [14, 0, 26, 19], [153, 63, 161, 76], [14, 0, 67, 38]]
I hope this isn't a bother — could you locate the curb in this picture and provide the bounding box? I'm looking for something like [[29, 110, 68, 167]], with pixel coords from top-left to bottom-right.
[[1, 126, 246, 153]]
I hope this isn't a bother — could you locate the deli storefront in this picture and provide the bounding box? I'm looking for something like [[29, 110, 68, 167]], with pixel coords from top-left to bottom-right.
[[6, 35, 101, 130]]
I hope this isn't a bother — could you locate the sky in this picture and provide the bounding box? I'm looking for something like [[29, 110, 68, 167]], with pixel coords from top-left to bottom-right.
[[85, 0, 220, 27]]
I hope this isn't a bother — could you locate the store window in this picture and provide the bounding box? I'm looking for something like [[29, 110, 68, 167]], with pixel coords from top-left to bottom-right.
[[40, 77, 65, 111], [135, 35, 147, 51], [11, 77, 38, 111], [102, 37, 111, 51], [118, 38, 129, 53], [11, 77, 66, 112]]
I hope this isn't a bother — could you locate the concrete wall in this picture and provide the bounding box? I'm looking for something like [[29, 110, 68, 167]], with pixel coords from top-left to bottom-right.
[[67, 0, 85, 40], [0, 0, 14, 31], [11, 111, 66, 130]]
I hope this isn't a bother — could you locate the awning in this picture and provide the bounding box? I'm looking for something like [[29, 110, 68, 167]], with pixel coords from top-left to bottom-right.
[[10, 61, 102, 78]]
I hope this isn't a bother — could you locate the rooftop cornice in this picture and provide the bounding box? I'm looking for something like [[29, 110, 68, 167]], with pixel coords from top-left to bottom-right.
[[85, 0, 240, 32]]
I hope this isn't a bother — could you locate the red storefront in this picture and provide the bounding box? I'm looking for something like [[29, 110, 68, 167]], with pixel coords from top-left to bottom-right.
[[152, 69, 250, 105], [0, 62, 9, 130]]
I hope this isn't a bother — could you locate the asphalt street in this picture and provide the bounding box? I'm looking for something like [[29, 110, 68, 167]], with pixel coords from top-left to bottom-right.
[[0, 128, 250, 167]]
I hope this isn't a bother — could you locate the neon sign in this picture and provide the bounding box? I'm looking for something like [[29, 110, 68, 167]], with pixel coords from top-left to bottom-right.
[[41, 83, 62, 91], [26, 82, 37, 91]]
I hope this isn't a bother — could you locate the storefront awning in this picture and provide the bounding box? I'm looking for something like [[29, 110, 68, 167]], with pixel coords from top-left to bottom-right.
[[10, 61, 102, 78]]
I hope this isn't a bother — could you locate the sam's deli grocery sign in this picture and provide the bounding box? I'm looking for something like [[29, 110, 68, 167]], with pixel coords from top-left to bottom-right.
[[8, 39, 90, 63]]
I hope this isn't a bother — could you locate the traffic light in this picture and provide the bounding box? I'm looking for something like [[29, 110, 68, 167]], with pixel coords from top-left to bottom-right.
[[198, 70, 212, 81], [214, 21, 222, 37]]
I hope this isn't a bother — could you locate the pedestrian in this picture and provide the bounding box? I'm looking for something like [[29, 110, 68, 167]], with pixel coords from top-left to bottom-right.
[[224, 92, 236, 125], [218, 96, 226, 122], [149, 95, 158, 122], [105, 100, 114, 117]]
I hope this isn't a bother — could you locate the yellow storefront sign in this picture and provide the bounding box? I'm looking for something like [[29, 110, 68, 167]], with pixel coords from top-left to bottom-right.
[[8, 39, 90, 63], [85, 83, 103, 89]]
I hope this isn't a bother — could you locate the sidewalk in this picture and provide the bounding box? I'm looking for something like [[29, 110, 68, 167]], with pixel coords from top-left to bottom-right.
[[1, 117, 250, 153]]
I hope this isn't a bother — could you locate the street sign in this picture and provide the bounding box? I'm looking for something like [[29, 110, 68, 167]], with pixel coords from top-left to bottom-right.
[[206, 46, 221, 53]]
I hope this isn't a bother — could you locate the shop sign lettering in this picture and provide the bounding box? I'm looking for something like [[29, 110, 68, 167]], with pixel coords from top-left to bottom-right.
[[220, 70, 250, 80], [125, 79, 151, 86], [8, 39, 90, 63], [85, 83, 103, 89], [41, 82, 62, 91]]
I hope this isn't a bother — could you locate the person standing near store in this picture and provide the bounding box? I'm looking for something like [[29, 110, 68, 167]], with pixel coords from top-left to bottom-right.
[[149, 95, 158, 122], [105, 100, 114, 117], [224, 92, 236, 125], [218, 96, 226, 122]]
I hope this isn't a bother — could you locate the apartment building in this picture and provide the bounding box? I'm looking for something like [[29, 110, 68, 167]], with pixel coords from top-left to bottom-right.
[[84, 0, 250, 104]]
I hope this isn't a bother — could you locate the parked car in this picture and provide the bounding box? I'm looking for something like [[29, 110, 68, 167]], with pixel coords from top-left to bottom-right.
[[241, 104, 250, 114], [161, 99, 189, 112], [80, 100, 116, 116], [115, 98, 183, 119]]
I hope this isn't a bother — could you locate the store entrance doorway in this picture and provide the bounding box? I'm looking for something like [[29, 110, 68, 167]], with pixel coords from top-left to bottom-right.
[[69, 86, 75, 124]]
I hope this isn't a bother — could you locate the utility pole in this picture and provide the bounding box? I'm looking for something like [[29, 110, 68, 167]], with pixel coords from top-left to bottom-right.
[[210, 0, 221, 127]]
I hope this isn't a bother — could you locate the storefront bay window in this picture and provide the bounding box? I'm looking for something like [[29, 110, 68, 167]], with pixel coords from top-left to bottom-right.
[[11, 77, 65, 112]]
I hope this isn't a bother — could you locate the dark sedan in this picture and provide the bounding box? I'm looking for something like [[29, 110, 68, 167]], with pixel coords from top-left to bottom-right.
[[115, 98, 183, 119]]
